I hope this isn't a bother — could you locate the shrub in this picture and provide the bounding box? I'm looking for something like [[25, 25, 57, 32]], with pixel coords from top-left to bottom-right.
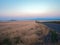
[[2, 38, 12, 45], [14, 37, 20, 44], [13, 37, 24, 44], [50, 31, 58, 43]]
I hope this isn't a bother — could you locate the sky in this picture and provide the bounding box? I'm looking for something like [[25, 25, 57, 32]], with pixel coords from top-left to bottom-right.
[[0, 0, 60, 20]]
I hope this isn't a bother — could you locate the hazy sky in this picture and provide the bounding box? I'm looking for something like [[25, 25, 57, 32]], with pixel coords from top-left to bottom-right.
[[0, 0, 60, 20]]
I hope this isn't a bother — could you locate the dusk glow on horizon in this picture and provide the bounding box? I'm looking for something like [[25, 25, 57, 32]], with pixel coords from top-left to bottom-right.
[[0, 0, 60, 20]]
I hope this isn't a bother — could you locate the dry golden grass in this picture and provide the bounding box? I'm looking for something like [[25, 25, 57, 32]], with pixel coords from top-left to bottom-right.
[[0, 21, 57, 45]]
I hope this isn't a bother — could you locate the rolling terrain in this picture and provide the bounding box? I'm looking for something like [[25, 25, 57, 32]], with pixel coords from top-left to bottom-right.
[[0, 21, 60, 45]]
